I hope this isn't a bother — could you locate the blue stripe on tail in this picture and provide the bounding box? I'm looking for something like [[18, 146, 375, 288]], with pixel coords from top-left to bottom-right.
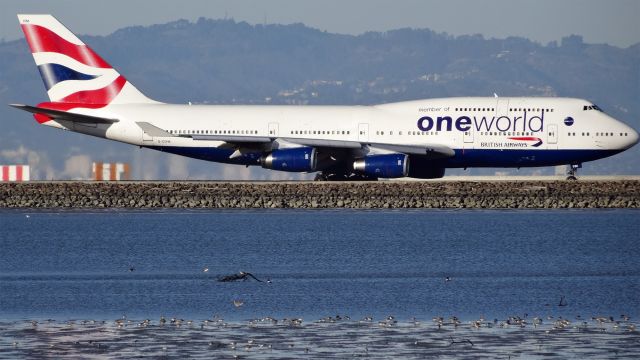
[[37, 63, 98, 90]]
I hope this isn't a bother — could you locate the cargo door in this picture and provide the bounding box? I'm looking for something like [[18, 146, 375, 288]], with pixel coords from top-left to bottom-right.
[[142, 131, 153, 143]]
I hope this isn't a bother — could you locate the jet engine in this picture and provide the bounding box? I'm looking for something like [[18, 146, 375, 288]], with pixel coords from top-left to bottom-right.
[[407, 156, 446, 179], [261, 147, 317, 172], [353, 153, 409, 178]]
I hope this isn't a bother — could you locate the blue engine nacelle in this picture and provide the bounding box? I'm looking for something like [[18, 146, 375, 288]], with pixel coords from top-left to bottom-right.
[[261, 147, 317, 172], [353, 154, 409, 178]]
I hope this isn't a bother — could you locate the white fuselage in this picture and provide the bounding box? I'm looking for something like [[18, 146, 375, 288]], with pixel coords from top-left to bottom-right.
[[16, 14, 639, 179], [50, 96, 635, 171]]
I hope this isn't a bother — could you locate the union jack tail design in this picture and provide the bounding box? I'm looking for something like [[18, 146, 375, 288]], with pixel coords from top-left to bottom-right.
[[18, 14, 155, 112]]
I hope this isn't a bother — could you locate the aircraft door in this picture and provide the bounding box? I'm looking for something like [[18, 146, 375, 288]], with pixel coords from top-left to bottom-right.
[[358, 123, 369, 142], [268, 122, 279, 137], [495, 98, 509, 117], [547, 124, 558, 148], [463, 129, 474, 145]]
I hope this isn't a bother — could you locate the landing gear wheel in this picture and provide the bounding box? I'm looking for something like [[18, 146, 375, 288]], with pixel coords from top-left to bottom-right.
[[314, 173, 348, 181], [566, 163, 581, 181], [347, 174, 379, 181], [326, 173, 348, 181]]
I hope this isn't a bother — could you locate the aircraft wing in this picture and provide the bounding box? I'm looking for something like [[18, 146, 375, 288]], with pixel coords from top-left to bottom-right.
[[191, 134, 273, 143], [10, 104, 119, 124], [282, 138, 455, 159], [188, 133, 454, 159]]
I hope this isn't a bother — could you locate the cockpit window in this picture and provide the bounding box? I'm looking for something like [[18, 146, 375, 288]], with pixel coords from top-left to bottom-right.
[[583, 104, 602, 111]]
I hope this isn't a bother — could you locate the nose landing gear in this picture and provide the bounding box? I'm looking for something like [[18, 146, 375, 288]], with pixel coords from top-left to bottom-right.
[[566, 163, 582, 181]]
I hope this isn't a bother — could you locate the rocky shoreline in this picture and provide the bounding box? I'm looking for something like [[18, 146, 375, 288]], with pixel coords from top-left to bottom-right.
[[0, 180, 638, 209]]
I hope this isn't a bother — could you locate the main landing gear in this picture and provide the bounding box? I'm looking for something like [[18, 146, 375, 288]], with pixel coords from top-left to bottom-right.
[[566, 163, 582, 181], [314, 173, 378, 181], [314, 173, 346, 181]]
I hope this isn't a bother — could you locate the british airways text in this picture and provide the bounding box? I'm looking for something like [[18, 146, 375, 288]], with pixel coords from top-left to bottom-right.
[[417, 110, 544, 133]]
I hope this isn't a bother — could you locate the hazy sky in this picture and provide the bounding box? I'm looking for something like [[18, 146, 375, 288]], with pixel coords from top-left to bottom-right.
[[1, 0, 638, 47]]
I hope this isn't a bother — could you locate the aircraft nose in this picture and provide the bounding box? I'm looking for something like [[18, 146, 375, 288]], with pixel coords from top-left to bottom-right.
[[627, 127, 639, 149]]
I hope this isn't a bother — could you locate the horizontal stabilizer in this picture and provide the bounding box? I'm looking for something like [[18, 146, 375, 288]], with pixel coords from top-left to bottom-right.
[[136, 122, 173, 137], [10, 103, 118, 124]]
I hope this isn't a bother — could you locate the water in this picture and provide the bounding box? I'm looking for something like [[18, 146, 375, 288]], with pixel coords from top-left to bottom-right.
[[0, 209, 638, 322]]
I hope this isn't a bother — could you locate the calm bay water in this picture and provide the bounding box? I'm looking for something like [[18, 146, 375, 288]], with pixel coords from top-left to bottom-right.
[[0, 209, 638, 322]]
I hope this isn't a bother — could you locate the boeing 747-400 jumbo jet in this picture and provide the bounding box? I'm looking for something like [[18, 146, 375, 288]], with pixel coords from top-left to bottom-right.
[[10, 15, 639, 180]]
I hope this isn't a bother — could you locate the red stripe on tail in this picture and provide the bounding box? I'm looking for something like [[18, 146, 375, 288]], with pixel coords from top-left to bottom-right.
[[32, 76, 127, 123], [59, 75, 126, 104], [21, 24, 111, 69]]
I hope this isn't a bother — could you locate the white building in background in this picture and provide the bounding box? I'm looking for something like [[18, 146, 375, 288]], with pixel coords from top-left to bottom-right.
[[0, 165, 30, 181], [92, 162, 131, 181]]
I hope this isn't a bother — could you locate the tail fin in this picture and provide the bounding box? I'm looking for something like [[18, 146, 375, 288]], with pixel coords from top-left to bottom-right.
[[17, 14, 155, 105]]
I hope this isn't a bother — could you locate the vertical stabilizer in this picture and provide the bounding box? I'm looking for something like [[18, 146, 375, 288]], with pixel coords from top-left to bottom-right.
[[17, 14, 156, 105]]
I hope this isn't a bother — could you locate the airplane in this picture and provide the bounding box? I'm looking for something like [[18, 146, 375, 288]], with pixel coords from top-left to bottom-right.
[[10, 14, 639, 181]]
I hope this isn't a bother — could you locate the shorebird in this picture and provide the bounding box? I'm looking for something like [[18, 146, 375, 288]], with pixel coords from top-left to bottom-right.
[[559, 296, 568, 307], [533, 317, 542, 327], [233, 299, 244, 308]]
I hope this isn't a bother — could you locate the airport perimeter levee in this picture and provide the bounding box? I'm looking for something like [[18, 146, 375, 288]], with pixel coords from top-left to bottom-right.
[[0, 180, 638, 209]]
